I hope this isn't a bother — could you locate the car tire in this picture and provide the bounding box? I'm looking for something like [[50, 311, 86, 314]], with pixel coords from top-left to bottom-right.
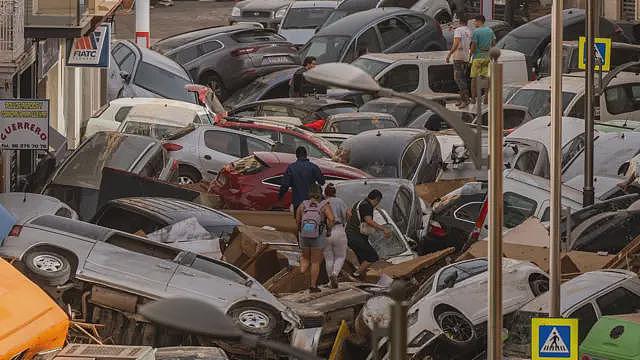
[[228, 303, 280, 336], [529, 275, 549, 296], [23, 250, 72, 286], [436, 310, 476, 345], [202, 73, 227, 101], [177, 166, 202, 185]]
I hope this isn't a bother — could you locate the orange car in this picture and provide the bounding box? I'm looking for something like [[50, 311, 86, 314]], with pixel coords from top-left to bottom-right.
[[0, 258, 69, 359]]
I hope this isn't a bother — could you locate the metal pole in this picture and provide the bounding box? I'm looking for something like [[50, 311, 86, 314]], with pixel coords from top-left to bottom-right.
[[481, 0, 493, 21], [549, 0, 563, 318], [135, 0, 150, 48], [487, 48, 503, 360], [583, 0, 595, 207], [389, 281, 408, 360]]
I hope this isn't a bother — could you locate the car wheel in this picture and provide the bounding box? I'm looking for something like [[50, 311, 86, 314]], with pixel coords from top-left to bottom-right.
[[202, 73, 226, 101], [437, 310, 476, 344], [529, 276, 549, 296], [228, 303, 280, 336], [177, 166, 201, 185], [23, 250, 72, 286]]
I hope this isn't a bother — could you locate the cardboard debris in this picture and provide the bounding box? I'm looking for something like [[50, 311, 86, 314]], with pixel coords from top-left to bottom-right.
[[416, 178, 475, 205], [459, 218, 614, 275], [379, 248, 455, 279], [223, 210, 297, 234], [604, 234, 640, 270]]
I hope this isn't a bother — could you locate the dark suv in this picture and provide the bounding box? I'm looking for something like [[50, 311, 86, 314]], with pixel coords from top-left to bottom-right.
[[152, 24, 298, 100]]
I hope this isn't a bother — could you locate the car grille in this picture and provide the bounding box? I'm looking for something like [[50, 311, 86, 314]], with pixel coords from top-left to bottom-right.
[[242, 10, 272, 18]]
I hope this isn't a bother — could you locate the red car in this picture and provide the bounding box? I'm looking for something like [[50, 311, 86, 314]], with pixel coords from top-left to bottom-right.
[[218, 118, 337, 159], [210, 151, 369, 210]]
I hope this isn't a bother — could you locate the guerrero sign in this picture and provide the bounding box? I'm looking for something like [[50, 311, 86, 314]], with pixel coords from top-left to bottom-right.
[[0, 99, 50, 150], [66, 23, 111, 68]]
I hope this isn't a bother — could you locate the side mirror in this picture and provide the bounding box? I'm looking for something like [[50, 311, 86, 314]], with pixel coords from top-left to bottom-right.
[[119, 71, 131, 84], [442, 271, 458, 289]]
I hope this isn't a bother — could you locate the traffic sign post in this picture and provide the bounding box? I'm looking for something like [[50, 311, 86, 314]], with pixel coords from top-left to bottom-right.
[[578, 36, 612, 72], [531, 318, 579, 360]]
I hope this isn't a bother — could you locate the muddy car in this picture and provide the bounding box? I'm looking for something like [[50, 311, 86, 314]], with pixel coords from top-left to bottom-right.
[[0, 215, 301, 343], [321, 112, 399, 134]]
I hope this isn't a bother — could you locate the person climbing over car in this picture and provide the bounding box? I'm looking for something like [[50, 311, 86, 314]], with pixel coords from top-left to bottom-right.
[[345, 189, 391, 279], [322, 183, 348, 289], [278, 146, 326, 214], [296, 184, 334, 293]]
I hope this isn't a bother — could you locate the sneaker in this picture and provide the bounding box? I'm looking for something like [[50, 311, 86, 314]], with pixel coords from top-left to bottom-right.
[[329, 276, 338, 289], [309, 287, 321, 293]]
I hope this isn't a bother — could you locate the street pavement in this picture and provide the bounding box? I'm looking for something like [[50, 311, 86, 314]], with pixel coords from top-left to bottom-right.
[[113, 1, 235, 44]]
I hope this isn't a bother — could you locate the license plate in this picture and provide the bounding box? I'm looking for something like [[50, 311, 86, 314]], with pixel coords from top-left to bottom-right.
[[262, 56, 293, 65]]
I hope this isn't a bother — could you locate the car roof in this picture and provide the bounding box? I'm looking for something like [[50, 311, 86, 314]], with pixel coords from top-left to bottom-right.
[[315, 7, 420, 36], [152, 24, 261, 52], [521, 270, 636, 314], [290, 0, 339, 8], [333, 178, 413, 211], [335, 0, 378, 10], [125, 105, 200, 126], [507, 116, 593, 148], [106, 197, 240, 226], [191, 125, 277, 143], [520, 71, 640, 93], [0, 193, 72, 222], [254, 151, 369, 175], [109, 98, 208, 114], [242, 97, 355, 110], [328, 111, 395, 121], [361, 49, 525, 63], [342, 128, 428, 161]]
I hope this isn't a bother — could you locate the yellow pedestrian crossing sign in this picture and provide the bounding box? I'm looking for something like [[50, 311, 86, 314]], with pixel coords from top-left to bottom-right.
[[532, 318, 578, 360], [578, 36, 612, 71]]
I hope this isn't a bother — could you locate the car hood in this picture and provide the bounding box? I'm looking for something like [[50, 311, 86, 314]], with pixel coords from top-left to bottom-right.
[[237, 0, 291, 11]]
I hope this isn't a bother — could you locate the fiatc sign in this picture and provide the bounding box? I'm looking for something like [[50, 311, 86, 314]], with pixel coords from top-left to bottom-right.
[[0, 99, 50, 150], [66, 23, 111, 68]]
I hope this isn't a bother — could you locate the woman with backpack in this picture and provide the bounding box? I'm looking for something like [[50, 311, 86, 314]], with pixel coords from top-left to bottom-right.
[[296, 184, 334, 293], [322, 183, 348, 289]]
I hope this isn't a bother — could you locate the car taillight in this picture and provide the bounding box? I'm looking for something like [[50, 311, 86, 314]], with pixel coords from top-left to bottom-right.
[[303, 118, 326, 132], [231, 46, 262, 57], [8, 225, 22, 237], [163, 143, 183, 152], [428, 221, 447, 237]]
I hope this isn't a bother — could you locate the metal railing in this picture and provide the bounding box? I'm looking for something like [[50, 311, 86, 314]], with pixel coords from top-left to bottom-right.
[[0, 0, 24, 63]]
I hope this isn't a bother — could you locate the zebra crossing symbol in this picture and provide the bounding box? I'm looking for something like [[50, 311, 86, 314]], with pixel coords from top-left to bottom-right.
[[532, 318, 578, 360]]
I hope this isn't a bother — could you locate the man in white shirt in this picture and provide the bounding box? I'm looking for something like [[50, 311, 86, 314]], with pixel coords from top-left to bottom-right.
[[446, 13, 472, 107]]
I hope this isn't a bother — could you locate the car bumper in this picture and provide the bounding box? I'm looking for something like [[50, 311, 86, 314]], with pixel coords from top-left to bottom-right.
[[228, 16, 281, 30]]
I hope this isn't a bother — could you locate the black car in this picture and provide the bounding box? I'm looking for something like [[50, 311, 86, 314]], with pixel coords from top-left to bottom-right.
[[496, 8, 631, 77], [334, 178, 430, 253], [151, 24, 298, 100], [320, 0, 379, 30], [538, 41, 640, 77], [227, 97, 358, 130], [422, 181, 487, 253], [299, 7, 446, 64], [91, 197, 241, 259], [336, 128, 442, 184]]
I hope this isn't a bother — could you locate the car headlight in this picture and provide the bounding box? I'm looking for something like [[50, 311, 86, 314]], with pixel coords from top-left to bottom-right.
[[275, 6, 288, 19], [231, 6, 241, 17], [408, 329, 436, 348]]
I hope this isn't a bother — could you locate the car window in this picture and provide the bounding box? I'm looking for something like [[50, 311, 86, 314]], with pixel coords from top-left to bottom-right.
[[281, 7, 334, 29], [112, 43, 127, 63], [172, 45, 199, 64], [134, 62, 194, 103], [508, 89, 576, 118], [281, 133, 325, 158], [605, 83, 640, 115], [200, 40, 222, 54], [122, 121, 152, 136], [597, 287, 640, 316], [401, 139, 425, 180], [399, 14, 425, 31], [568, 304, 598, 344], [54, 207, 73, 218], [105, 233, 180, 261], [95, 206, 165, 234], [232, 105, 259, 117], [204, 130, 242, 157], [261, 104, 290, 116], [436, 259, 488, 292], [114, 106, 132, 123], [503, 109, 528, 129], [454, 202, 483, 223], [379, 64, 419, 93], [264, 175, 283, 186], [567, 95, 585, 118], [231, 29, 286, 43], [377, 17, 412, 48], [428, 64, 458, 93], [514, 150, 539, 173], [392, 187, 412, 234], [246, 136, 272, 154], [241, 127, 278, 141], [113, 45, 136, 73], [301, 35, 351, 63], [503, 192, 537, 228], [140, 147, 166, 178], [356, 27, 382, 56], [119, 53, 136, 74], [561, 133, 586, 168], [189, 256, 246, 284]]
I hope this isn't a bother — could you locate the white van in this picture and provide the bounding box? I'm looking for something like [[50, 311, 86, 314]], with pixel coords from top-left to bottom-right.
[[351, 49, 529, 94], [508, 71, 640, 122], [116, 104, 207, 139]]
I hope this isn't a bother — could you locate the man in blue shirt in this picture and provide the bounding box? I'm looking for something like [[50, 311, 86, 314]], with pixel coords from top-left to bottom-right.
[[470, 15, 496, 103], [278, 146, 325, 212]]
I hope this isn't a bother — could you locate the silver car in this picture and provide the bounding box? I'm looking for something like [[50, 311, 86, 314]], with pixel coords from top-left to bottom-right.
[[0, 193, 78, 223], [229, 0, 292, 30], [163, 125, 275, 184], [0, 214, 300, 337]]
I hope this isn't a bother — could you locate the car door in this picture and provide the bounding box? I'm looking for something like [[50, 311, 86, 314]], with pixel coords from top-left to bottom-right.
[[602, 82, 640, 122], [417, 135, 441, 183], [392, 186, 413, 237], [83, 233, 179, 294], [400, 138, 426, 184], [199, 129, 243, 177], [108, 43, 138, 100], [341, 27, 383, 63], [377, 16, 415, 53], [243, 135, 273, 156]]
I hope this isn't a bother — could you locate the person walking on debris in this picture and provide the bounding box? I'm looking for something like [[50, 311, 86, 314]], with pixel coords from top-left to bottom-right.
[[469, 15, 496, 104], [446, 12, 472, 108], [322, 183, 349, 288], [296, 184, 334, 292], [291, 56, 322, 97], [345, 190, 391, 278], [279, 146, 326, 214]]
